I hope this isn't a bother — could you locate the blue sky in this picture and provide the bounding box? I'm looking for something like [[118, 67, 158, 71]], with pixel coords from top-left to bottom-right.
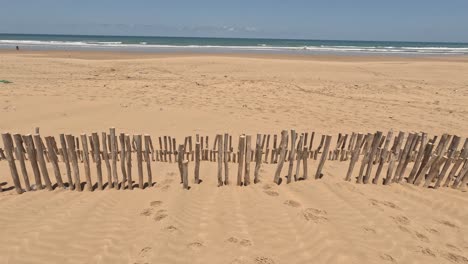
[[1, 0, 467, 42]]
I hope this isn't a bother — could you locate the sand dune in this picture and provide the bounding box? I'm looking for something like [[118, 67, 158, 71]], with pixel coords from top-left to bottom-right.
[[0, 51, 467, 264]]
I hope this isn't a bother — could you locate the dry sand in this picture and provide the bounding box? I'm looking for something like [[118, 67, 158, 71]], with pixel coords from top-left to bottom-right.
[[0, 50, 467, 264]]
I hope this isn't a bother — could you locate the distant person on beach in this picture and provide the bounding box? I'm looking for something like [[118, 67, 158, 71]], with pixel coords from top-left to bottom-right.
[[16, 46, 19, 51]]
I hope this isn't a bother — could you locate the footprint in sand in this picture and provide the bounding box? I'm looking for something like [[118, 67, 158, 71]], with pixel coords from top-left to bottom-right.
[[254, 256, 276, 264], [415, 232, 430, 243], [363, 226, 377, 234], [140, 208, 154, 216], [370, 199, 401, 210], [133, 247, 152, 264], [227, 237, 239, 243], [416, 246, 436, 257], [264, 190, 279, 197], [425, 227, 439, 235], [380, 253, 397, 263], [442, 252, 468, 263], [391, 215, 410, 225], [239, 239, 252, 247], [446, 244, 461, 252], [301, 208, 328, 223], [150, 201, 163, 207], [164, 225, 178, 233], [226, 237, 252, 247], [187, 241, 204, 251], [154, 210, 168, 222], [262, 184, 273, 190], [437, 220, 458, 229], [284, 200, 301, 208]]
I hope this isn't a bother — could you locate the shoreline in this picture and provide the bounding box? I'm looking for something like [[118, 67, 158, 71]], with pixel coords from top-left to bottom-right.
[[2, 48, 468, 62]]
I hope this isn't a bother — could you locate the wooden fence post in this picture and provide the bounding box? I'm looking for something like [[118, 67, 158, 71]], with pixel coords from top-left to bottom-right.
[[23, 135, 42, 190], [345, 133, 364, 181], [80, 134, 93, 191], [287, 130, 297, 184], [13, 134, 31, 191], [124, 135, 133, 190], [182, 160, 189, 190], [434, 136, 460, 188], [237, 135, 246, 186], [315, 135, 332, 180], [33, 134, 53, 191], [65, 135, 82, 191], [45, 136, 64, 189], [178, 144, 185, 183], [144, 135, 153, 187], [224, 133, 230, 185], [373, 130, 393, 184], [254, 134, 262, 183], [407, 133, 427, 184], [443, 139, 468, 187], [295, 134, 304, 181], [217, 135, 224, 187], [302, 146, 308, 180], [195, 142, 201, 184], [134, 135, 144, 189], [60, 134, 74, 190], [101, 132, 112, 189], [357, 133, 374, 183], [110, 128, 119, 189], [92, 133, 103, 190], [119, 133, 127, 188], [363, 131, 382, 184], [273, 130, 288, 185], [2, 133, 23, 194], [244, 135, 252, 186]]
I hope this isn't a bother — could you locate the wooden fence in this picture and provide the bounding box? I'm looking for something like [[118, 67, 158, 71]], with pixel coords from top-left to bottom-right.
[[0, 129, 467, 194]]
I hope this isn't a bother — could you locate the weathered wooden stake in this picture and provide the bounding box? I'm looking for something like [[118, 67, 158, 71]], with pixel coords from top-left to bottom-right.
[[407, 133, 428, 184], [224, 133, 230, 185], [287, 130, 297, 184], [434, 136, 460, 188], [110, 128, 119, 189], [302, 146, 308, 180], [144, 135, 153, 187], [92, 133, 103, 190], [80, 134, 93, 191], [59, 134, 74, 190], [2, 133, 23, 194], [135, 135, 144, 189], [237, 135, 246, 186], [217, 134, 224, 187], [195, 142, 201, 184], [13, 134, 31, 191], [178, 144, 185, 183], [273, 130, 288, 184], [33, 134, 53, 191], [45, 136, 64, 188], [444, 139, 468, 187], [295, 134, 304, 181], [65, 135, 82, 191], [101, 132, 112, 189], [124, 135, 133, 190], [363, 131, 382, 184], [373, 130, 393, 184], [315, 135, 332, 180], [244, 135, 252, 186], [119, 133, 127, 188], [254, 134, 262, 184], [182, 160, 189, 190]]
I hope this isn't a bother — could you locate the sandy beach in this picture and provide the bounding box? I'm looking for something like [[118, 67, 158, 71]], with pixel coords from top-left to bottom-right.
[[1, 50, 468, 264]]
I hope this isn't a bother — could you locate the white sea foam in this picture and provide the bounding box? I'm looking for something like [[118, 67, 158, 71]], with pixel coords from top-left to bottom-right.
[[0, 39, 467, 55]]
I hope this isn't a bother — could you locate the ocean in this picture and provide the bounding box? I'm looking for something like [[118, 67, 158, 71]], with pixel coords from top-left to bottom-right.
[[1, 33, 468, 55]]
